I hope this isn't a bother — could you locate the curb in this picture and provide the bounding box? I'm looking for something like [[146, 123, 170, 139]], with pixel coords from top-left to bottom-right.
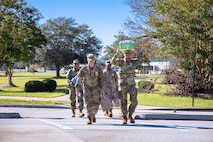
[[0, 104, 70, 109], [146, 108, 213, 112], [0, 113, 21, 119], [1, 104, 213, 121], [135, 114, 213, 121]]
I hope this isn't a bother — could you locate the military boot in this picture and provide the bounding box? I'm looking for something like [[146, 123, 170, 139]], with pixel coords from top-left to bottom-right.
[[109, 109, 113, 118], [122, 116, 127, 124], [92, 114, 96, 123], [104, 111, 108, 116], [87, 116, 92, 124], [71, 109, 75, 117], [79, 110, 84, 118], [128, 113, 135, 123]]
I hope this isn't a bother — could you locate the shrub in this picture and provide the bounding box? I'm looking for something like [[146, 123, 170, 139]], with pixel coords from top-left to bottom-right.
[[42, 79, 57, 92], [137, 80, 154, 92], [24, 79, 57, 92], [163, 69, 200, 97], [24, 80, 45, 92], [162, 69, 179, 84]]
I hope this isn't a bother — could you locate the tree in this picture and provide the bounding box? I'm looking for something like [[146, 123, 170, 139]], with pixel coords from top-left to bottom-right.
[[40, 17, 103, 78], [0, 0, 46, 86], [73, 24, 103, 62], [149, 0, 213, 90], [125, 0, 213, 91], [123, 0, 156, 37], [103, 34, 157, 62]]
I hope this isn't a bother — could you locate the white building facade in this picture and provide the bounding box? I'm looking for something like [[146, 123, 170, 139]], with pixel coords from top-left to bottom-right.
[[142, 59, 175, 74]]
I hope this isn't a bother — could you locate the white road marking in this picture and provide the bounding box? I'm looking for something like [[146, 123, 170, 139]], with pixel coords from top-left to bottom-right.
[[39, 119, 73, 130]]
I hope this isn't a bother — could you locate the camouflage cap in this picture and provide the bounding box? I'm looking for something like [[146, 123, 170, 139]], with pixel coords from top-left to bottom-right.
[[123, 50, 133, 54], [106, 60, 111, 64], [73, 59, 80, 64], [87, 54, 95, 60]]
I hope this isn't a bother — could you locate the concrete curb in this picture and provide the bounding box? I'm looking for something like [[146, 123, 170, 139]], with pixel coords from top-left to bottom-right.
[[146, 108, 213, 112], [135, 114, 213, 121], [1, 104, 213, 121], [0, 113, 21, 119]]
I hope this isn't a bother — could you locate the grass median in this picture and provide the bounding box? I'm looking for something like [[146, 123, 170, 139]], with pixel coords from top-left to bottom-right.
[[0, 71, 212, 108]]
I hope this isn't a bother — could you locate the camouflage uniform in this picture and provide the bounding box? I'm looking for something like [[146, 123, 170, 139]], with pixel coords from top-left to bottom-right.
[[111, 51, 144, 123], [66, 63, 84, 117], [75, 58, 105, 124], [103, 66, 119, 117]]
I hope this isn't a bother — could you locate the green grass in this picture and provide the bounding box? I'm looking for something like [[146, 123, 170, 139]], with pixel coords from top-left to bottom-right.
[[136, 73, 164, 79], [137, 93, 213, 108], [0, 71, 68, 98], [0, 71, 212, 108], [136, 80, 213, 108]]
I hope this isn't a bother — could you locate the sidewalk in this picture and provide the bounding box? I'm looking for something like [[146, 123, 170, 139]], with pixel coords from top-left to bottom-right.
[[0, 94, 70, 101], [0, 95, 213, 121]]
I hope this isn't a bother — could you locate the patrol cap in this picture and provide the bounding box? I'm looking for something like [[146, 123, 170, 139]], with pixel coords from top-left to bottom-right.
[[123, 50, 133, 54], [106, 60, 111, 64], [73, 59, 80, 64], [87, 54, 95, 60]]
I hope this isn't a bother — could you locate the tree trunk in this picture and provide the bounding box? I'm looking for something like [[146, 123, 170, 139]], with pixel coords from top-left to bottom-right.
[[6, 65, 16, 87], [56, 69, 60, 78], [55, 64, 60, 78]]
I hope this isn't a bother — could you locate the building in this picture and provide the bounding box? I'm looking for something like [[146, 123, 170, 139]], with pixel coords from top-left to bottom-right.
[[141, 59, 175, 74]]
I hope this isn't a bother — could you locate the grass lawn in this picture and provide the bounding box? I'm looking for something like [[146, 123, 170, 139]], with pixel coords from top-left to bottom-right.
[[137, 93, 213, 108], [0, 71, 67, 98], [0, 71, 212, 108]]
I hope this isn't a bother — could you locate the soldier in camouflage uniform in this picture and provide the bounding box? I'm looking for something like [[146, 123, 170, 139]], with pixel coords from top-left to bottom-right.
[[111, 47, 145, 124], [103, 60, 119, 117], [75, 54, 105, 124], [66, 59, 84, 118]]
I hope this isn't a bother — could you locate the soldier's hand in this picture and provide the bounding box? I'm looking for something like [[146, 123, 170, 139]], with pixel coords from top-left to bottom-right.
[[133, 48, 140, 55], [116, 47, 120, 55], [133, 48, 137, 54], [100, 90, 105, 96]]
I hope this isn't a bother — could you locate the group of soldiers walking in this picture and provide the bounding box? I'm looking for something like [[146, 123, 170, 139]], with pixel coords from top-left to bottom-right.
[[66, 47, 145, 125]]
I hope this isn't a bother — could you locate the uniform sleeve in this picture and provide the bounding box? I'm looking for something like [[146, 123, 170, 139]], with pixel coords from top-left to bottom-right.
[[114, 71, 119, 90], [111, 53, 120, 67], [98, 66, 106, 90], [66, 70, 72, 83], [75, 67, 84, 89]]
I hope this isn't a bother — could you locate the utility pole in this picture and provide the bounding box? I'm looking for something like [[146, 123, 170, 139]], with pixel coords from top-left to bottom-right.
[[192, 30, 197, 107]]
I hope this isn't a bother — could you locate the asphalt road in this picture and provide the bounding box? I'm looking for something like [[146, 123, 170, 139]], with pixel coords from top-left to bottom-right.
[[0, 106, 213, 142]]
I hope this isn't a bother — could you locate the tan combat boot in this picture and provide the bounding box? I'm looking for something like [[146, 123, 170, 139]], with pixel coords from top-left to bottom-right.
[[71, 109, 75, 117], [122, 116, 127, 124], [92, 114, 96, 123], [79, 110, 84, 118], [109, 109, 112, 118], [128, 113, 135, 123], [104, 111, 108, 116], [87, 116, 92, 124]]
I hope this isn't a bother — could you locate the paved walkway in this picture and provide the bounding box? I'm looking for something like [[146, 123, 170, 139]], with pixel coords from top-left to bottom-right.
[[0, 95, 213, 121], [0, 94, 70, 101]]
